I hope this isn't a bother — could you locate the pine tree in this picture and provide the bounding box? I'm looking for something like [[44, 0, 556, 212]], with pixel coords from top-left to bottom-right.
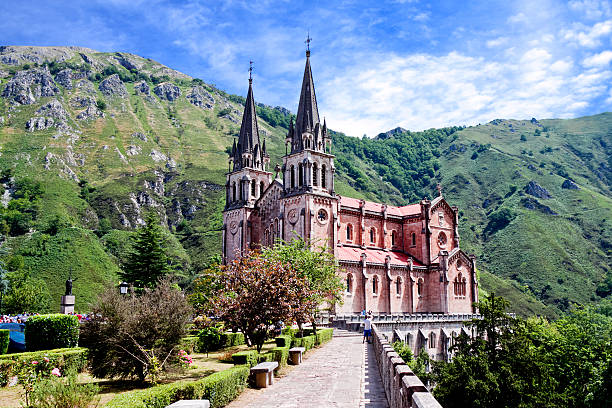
[[121, 212, 171, 288]]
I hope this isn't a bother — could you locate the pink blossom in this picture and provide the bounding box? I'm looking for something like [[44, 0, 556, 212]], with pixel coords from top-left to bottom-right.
[[31, 361, 38, 365], [44, 357, 50, 362], [51, 368, 61, 377]]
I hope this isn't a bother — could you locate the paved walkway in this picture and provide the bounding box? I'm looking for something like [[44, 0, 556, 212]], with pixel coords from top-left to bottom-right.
[[230, 329, 389, 408]]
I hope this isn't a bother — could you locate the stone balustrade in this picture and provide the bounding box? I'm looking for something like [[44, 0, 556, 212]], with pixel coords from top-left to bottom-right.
[[371, 324, 443, 408]]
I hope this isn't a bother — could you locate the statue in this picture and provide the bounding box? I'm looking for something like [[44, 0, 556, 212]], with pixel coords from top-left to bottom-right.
[[65, 269, 77, 296]]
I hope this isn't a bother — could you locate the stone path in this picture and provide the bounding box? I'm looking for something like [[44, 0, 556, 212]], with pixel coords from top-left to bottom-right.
[[229, 329, 389, 408]]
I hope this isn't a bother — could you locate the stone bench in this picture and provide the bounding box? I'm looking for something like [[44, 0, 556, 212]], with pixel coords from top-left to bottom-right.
[[250, 361, 279, 388], [289, 347, 306, 365], [166, 400, 210, 408]]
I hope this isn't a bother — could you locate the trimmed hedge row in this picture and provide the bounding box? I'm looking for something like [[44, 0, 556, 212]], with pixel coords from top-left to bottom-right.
[[274, 335, 292, 348], [221, 332, 245, 347], [179, 336, 199, 354], [24, 314, 80, 351], [0, 330, 8, 355], [0, 347, 88, 386], [104, 365, 250, 408]]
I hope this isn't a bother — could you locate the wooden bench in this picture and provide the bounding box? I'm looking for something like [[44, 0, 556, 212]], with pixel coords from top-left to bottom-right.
[[289, 347, 306, 365], [250, 361, 278, 388]]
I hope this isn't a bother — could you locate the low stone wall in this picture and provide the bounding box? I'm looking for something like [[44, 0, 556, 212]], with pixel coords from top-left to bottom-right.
[[371, 324, 442, 408]]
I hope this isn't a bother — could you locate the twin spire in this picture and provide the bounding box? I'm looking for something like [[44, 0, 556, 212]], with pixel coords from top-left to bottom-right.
[[230, 37, 328, 171]]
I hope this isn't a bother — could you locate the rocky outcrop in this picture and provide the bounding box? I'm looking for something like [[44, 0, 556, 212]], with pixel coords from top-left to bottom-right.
[[99, 74, 127, 98], [76, 105, 104, 121], [1, 67, 59, 105], [525, 181, 551, 199], [76, 79, 96, 94], [70, 96, 95, 108], [521, 197, 557, 215], [150, 150, 167, 162], [134, 81, 150, 95], [562, 179, 580, 190], [126, 145, 141, 156], [153, 82, 181, 101], [114, 53, 143, 71], [26, 99, 68, 131], [132, 132, 147, 141], [54, 69, 73, 89], [187, 86, 215, 109]]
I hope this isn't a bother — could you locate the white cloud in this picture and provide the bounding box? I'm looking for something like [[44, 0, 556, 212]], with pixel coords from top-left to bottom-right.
[[486, 37, 508, 48], [562, 20, 612, 47], [569, 0, 612, 20], [316, 46, 611, 136], [582, 50, 612, 66]]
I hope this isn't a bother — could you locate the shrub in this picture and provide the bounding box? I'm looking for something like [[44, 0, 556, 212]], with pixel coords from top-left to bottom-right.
[[80, 280, 192, 382], [0, 329, 9, 355], [315, 328, 333, 345], [30, 372, 100, 408], [178, 336, 198, 354], [220, 332, 245, 347], [25, 314, 79, 352], [197, 326, 222, 356], [270, 347, 289, 367], [104, 365, 249, 408], [231, 350, 258, 367], [0, 348, 87, 387], [274, 335, 292, 347]]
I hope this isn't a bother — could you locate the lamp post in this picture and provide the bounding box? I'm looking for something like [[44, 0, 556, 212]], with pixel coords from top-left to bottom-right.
[[119, 282, 129, 295]]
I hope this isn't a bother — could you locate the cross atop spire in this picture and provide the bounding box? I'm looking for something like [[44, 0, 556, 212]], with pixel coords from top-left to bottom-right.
[[437, 183, 443, 196], [249, 60, 253, 82], [305, 32, 312, 56]]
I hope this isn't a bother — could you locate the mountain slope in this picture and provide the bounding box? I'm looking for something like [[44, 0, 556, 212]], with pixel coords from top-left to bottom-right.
[[0, 46, 610, 317]]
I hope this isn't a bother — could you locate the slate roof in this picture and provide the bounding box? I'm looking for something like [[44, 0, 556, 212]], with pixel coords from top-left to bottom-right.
[[337, 246, 423, 266], [339, 196, 421, 217], [233, 78, 265, 171]]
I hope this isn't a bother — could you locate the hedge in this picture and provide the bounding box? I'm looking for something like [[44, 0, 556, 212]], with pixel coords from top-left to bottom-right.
[[0, 330, 8, 355], [231, 350, 258, 367], [179, 336, 198, 354], [274, 335, 292, 348], [220, 332, 245, 348], [104, 365, 249, 408], [24, 314, 79, 351], [0, 347, 88, 386], [316, 328, 334, 345]]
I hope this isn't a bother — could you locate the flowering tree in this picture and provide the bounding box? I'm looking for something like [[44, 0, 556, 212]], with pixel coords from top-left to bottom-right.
[[263, 238, 344, 335], [213, 250, 311, 352]]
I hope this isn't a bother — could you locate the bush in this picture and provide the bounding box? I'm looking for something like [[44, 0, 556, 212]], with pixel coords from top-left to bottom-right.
[[197, 326, 222, 356], [270, 347, 289, 367], [104, 365, 249, 408], [30, 372, 100, 408], [315, 328, 333, 345], [220, 332, 245, 348], [178, 336, 198, 354], [0, 329, 9, 355], [80, 280, 192, 382], [231, 350, 258, 367], [274, 335, 292, 348], [25, 314, 79, 352], [0, 348, 88, 387]]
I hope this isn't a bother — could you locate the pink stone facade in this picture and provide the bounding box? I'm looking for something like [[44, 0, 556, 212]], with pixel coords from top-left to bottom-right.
[[222, 50, 478, 315]]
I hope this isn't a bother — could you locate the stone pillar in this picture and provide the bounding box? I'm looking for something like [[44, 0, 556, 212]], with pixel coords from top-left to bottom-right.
[[60, 295, 75, 314]]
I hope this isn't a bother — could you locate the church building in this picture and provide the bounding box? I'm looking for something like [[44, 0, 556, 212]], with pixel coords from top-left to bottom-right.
[[222, 47, 478, 315]]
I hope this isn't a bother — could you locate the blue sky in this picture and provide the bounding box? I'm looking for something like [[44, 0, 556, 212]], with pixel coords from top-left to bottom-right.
[[3, 0, 612, 136]]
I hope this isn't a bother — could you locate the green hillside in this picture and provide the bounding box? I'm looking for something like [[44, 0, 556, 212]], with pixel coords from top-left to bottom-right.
[[0, 46, 609, 317]]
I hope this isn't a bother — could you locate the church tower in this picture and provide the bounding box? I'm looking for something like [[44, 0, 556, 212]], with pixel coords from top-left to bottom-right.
[[222, 69, 271, 263], [281, 41, 338, 250]]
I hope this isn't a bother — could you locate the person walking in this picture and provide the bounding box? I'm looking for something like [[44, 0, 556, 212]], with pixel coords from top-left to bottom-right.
[[363, 314, 372, 344]]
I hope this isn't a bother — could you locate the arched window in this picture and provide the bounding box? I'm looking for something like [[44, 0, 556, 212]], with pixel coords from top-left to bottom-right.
[[372, 275, 379, 294], [251, 180, 256, 197], [298, 164, 303, 187], [411, 232, 416, 246], [290, 165, 295, 189], [346, 224, 353, 241], [391, 230, 396, 246], [438, 232, 447, 247], [462, 277, 467, 297], [260, 181, 265, 197], [396, 277, 402, 295], [346, 273, 353, 293], [429, 332, 436, 348], [322, 164, 327, 188], [417, 278, 423, 297], [370, 227, 375, 244], [232, 182, 236, 201], [313, 163, 318, 186]]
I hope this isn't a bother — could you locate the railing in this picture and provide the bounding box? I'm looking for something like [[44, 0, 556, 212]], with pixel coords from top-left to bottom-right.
[[371, 324, 443, 408]]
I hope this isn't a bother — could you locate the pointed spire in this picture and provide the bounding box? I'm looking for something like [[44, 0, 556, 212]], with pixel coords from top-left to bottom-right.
[[234, 63, 263, 171], [292, 38, 320, 152]]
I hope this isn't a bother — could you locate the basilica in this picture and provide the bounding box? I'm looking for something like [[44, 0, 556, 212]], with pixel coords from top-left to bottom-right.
[[222, 47, 478, 315]]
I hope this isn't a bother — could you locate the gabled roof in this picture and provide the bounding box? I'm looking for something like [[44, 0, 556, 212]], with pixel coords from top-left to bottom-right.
[[337, 246, 423, 267], [339, 196, 421, 217]]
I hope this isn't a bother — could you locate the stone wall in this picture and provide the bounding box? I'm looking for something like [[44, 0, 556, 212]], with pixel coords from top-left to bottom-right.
[[371, 324, 443, 408]]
